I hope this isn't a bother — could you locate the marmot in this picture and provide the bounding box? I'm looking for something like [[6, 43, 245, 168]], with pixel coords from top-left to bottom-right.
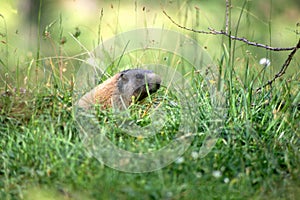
[[77, 69, 161, 110]]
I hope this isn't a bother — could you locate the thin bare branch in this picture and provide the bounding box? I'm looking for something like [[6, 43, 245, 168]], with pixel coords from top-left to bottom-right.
[[163, 10, 295, 51], [256, 39, 300, 92], [225, 0, 230, 34]]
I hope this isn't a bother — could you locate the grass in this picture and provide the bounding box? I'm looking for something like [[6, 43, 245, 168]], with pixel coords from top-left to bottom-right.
[[1, 1, 300, 199], [1, 59, 299, 199]]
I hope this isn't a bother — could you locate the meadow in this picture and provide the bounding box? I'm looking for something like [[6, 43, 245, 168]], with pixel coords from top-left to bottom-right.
[[1, 0, 300, 199]]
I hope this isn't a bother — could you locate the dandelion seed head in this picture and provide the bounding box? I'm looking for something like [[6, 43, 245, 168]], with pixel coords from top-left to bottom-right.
[[259, 58, 271, 67]]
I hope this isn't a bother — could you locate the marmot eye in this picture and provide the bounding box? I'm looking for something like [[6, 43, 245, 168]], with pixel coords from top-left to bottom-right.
[[135, 74, 144, 79], [120, 73, 128, 81]]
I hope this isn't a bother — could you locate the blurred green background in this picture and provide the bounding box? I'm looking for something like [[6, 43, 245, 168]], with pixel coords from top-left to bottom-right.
[[0, 0, 299, 88]]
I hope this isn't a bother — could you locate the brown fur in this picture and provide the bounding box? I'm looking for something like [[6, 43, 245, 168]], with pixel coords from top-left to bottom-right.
[[77, 69, 161, 110]]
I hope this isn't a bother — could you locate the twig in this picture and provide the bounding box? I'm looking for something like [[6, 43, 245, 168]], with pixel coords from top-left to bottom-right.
[[163, 10, 295, 51], [256, 39, 300, 92], [163, 9, 300, 92], [225, 0, 230, 34]]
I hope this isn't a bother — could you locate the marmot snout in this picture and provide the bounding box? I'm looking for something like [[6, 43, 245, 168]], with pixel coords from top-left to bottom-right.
[[77, 69, 161, 110]]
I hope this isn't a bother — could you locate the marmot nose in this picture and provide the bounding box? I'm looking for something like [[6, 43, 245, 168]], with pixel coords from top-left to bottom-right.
[[149, 83, 160, 93], [154, 76, 161, 89], [156, 83, 161, 90]]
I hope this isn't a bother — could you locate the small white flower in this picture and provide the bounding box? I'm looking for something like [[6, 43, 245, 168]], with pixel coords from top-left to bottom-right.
[[195, 172, 202, 178], [224, 177, 230, 183], [175, 157, 184, 164], [165, 191, 173, 198], [191, 151, 199, 159], [259, 58, 271, 67], [212, 170, 222, 178]]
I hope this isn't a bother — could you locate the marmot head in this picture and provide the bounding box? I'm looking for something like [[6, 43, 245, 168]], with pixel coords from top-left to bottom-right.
[[114, 69, 161, 108], [77, 69, 161, 110]]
